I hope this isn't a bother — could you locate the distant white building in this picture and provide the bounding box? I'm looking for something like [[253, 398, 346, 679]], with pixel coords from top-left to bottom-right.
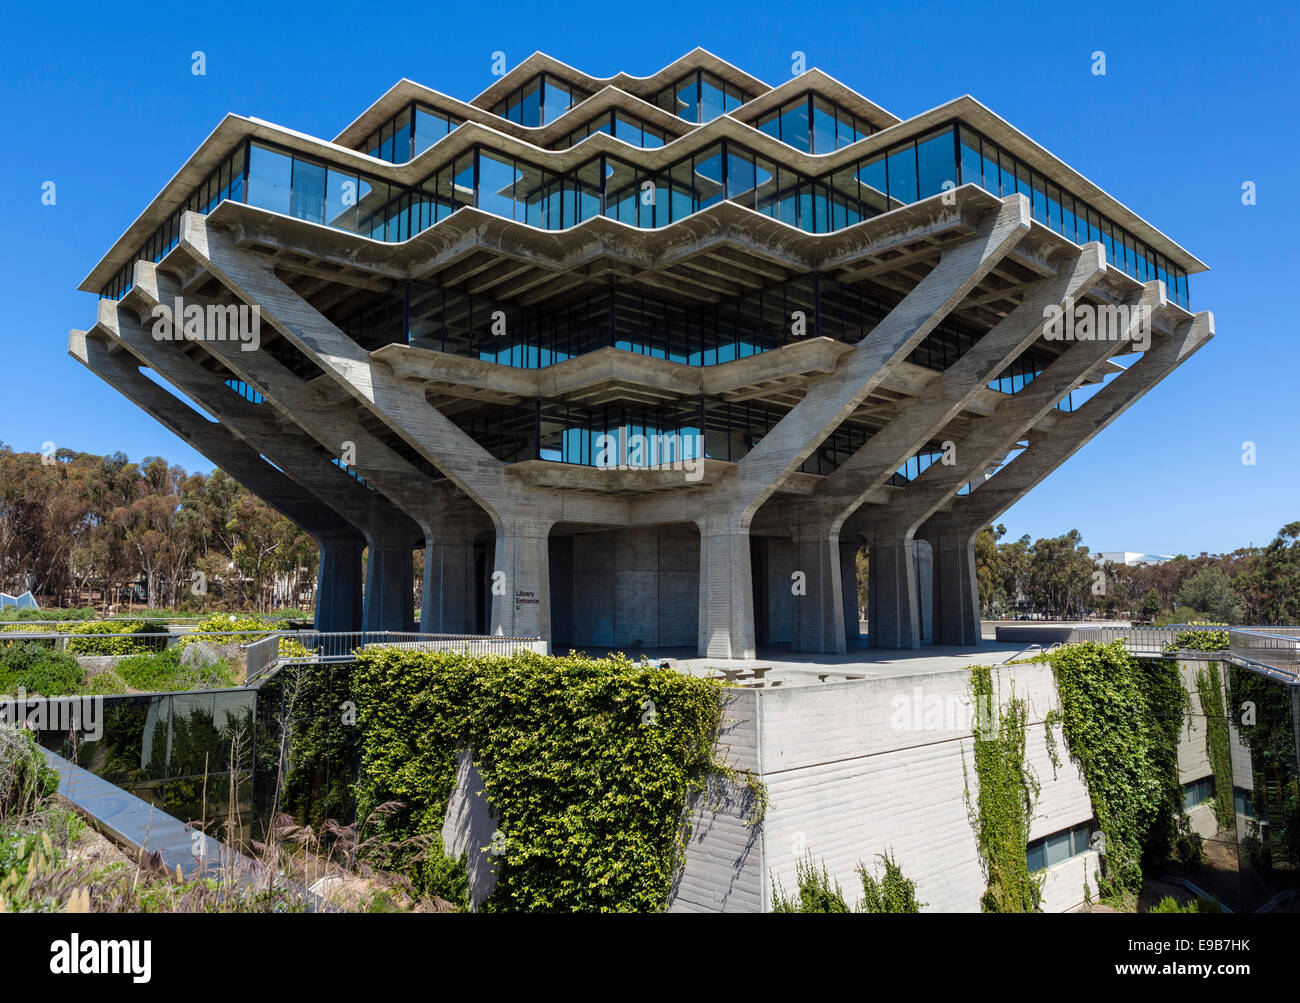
[[1096, 551, 1173, 567]]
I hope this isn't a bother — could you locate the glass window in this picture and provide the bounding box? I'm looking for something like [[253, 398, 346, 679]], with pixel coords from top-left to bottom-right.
[[959, 128, 982, 188], [413, 107, 456, 158], [916, 127, 956, 201], [325, 168, 358, 232], [519, 77, 542, 127], [781, 98, 811, 153], [756, 110, 781, 141], [544, 77, 579, 125], [727, 148, 757, 207], [613, 112, 641, 146], [856, 155, 888, 216], [246, 144, 292, 216], [290, 158, 326, 224], [695, 146, 724, 209], [887, 142, 918, 206], [812, 98, 837, 154], [700, 72, 726, 122], [837, 112, 864, 150], [997, 150, 1017, 198], [674, 74, 698, 122]]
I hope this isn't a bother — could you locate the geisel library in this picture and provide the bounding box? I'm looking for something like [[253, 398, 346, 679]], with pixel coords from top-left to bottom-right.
[[71, 50, 1211, 658], [65, 51, 1261, 914]]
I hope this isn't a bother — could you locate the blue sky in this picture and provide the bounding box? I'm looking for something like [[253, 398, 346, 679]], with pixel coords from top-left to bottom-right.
[[1, 0, 1296, 556]]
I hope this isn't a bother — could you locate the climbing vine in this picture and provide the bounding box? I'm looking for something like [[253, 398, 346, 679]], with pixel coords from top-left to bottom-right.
[[1046, 642, 1187, 901], [964, 665, 1041, 912], [350, 648, 746, 912], [1194, 663, 1235, 832]]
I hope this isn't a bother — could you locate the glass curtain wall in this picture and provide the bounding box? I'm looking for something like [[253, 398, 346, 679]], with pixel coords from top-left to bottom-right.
[[100, 126, 1193, 309]]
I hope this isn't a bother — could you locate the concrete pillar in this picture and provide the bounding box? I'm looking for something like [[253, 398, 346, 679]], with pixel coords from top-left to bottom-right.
[[790, 521, 845, 654], [315, 530, 365, 632], [697, 512, 756, 659], [490, 517, 552, 640], [920, 525, 981, 646], [421, 514, 480, 633], [363, 534, 416, 632], [867, 529, 920, 650]]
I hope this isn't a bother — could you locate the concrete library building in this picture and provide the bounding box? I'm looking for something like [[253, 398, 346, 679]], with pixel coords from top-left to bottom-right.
[[72, 49, 1212, 658]]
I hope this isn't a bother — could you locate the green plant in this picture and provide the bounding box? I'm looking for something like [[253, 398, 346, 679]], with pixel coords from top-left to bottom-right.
[[60, 619, 155, 656], [1148, 894, 1221, 914], [0, 644, 87, 696], [964, 666, 1041, 912], [1163, 622, 1230, 653], [352, 648, 734, 912], [1194, 664, 1235, 832], [857, 850, 926, 913], [177, 614, 273, 648], [1046, 643, 1187, 900], [0, 727, 58, 819], [771, 853, 850, 913]]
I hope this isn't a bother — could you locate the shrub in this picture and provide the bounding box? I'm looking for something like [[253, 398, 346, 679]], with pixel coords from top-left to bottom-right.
[[113, 649, 240, 693], [1164, 621, 1230, 653], [178, 614, 272, 648], [0, 726, 59, 818], [60, 620, 153, 656], [0, 644, 86, 697], [0, 607, 95, 623]]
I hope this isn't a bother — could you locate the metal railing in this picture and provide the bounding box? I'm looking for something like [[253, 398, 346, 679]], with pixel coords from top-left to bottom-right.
[[1229, 628, 1300, 672], [1065, 624, 1300, 679]]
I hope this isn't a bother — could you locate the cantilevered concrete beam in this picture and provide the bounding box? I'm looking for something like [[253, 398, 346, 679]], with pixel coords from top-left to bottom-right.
[[69, 330, 365, 632], [774, 242, 1107, 652], [680, 195, 1032, 658], [915, 309, 1212, 645], [130, 261, 487, 633], [92, 298, 420, 631], [857, 281, 1165, 648], [177, 212, 636, 641]]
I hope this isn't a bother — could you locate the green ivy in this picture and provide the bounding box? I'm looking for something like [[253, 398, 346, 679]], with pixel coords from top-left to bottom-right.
[[1194, 664, 1235, 831], [964, 665, 1041, 912], [1046, 642, 1187, 901], [351, 649, 741, 912]]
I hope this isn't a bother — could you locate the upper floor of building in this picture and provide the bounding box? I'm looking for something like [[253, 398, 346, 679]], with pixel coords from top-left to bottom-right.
[[84, 49, 1205, 316]]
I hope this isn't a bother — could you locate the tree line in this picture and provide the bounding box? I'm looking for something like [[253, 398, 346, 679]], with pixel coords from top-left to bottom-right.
[[973, 521, 1300, 625], [0, 443, 317, 612]]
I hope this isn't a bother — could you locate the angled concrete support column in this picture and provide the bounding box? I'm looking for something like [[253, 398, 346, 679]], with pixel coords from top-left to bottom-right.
[[315, 530, 365, 633], [490, 517, 553, 640], [697, 511, 756, 660], [69, 329, 369, 632], [790, 520, 846, 654], [93, 296, 420, 633]]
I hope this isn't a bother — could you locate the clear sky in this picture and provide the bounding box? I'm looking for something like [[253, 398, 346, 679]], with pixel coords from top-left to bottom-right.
[[2, 0, 1295, 557]]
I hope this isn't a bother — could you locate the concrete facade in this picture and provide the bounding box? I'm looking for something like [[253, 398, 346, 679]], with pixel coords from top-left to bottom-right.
[[71, 52, 1213, 654]]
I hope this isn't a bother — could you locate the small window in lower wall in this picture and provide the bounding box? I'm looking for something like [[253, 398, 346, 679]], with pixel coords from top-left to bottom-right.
[[1183, 776, 1215, 810], [1027, 821, 1095, 873]]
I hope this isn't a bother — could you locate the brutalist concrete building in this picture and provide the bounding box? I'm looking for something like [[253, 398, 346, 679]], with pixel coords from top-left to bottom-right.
[[71, 50, 1212, 657]]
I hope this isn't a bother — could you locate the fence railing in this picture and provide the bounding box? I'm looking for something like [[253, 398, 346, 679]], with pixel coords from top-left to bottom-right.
[[1065, 624, 1300, 678], [1229, 628, 1300, 672]]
